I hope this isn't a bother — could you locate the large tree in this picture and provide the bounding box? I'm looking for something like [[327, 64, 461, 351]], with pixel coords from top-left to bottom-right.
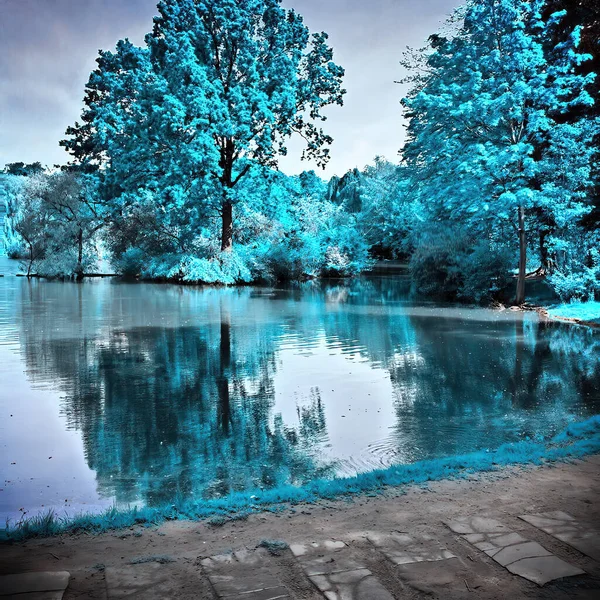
[[62, 0, 345, 252], [401, 0, 598, 304]]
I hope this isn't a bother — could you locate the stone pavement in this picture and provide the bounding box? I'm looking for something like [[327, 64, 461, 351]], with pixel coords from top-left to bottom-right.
[[0, 571, 70, 600], [201, 548, 290, 599], [102, 512, 593, 598], [104, 560, 213, 599], [520, 511, 600, 563], [290, 540, 394, 599], [445, 516, 585, 585], [365, 530, 498, 596], [2, 512, 597, 599]]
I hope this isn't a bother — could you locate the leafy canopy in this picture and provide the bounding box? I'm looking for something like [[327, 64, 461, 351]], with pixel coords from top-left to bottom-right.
[[62, 0, 345, 251], [401, 0, 599, 302]]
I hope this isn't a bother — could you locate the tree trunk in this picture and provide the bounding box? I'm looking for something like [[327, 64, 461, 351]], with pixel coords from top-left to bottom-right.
[[221, 200, 233, 252], [27, 242, 33, 278], [539, 229, 549, 271], [75, 228, 84, 282], [516, 205, 526, 305]]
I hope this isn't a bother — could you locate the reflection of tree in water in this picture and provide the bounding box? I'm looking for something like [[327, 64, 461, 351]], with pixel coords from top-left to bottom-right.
[[17, 288, 332, 507], [385, 314, 600, 460], [277, 278, 600, 462], [14, 276, 600, 504]]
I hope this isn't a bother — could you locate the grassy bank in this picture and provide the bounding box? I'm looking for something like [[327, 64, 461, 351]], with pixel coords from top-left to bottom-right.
[[2, 415, 599, 542], [547, 301, 600, 326]]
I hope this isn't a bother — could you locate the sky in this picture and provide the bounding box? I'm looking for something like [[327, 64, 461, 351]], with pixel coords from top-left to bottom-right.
[[0, 0, 460, 178]]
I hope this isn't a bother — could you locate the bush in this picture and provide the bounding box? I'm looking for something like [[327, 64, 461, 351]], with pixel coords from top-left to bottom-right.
[[6, 241, 26, 259], [115, 247, 146, 277], [410, 224, 514, 303], [547, 232, 600, 302]]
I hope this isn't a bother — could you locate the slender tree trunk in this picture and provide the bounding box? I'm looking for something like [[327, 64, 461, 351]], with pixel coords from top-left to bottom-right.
[[221, 200, 233, 252], [75, 228, 84, 281], [219, 139, 236, 253], [539, 229, 549, 272], [516, 205, 526, 305], [27, 241, 33, 278]]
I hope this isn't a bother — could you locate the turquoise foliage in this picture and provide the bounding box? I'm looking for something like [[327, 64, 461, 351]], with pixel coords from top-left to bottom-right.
[[61, 0, 348, 271], [548, 301, 600, 324], [0, 174, 26, 258], [400, 0, 599, 302], [106, 167, 372, 283], [0, 171, 105, 277], [6, 0, 597, 297]]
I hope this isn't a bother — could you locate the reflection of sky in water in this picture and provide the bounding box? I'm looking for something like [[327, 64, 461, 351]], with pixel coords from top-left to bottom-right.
[[0, 272, 599, 523]]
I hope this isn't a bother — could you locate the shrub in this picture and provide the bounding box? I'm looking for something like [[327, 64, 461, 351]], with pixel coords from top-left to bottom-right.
[[547, 233, 600, 302], [410, 224, 514, 303]]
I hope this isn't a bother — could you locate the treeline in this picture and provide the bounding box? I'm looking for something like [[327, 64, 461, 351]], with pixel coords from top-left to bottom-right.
[[2, 0, 598, 304], [1, 164, 373, 281]]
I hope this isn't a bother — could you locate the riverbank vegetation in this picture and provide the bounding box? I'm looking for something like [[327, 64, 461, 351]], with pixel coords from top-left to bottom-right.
[[1, 0, 598, 306], [4, 415, 600, 540]]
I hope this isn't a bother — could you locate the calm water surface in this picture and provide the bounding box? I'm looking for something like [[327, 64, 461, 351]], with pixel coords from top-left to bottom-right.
[[1, 262, 599, 522]]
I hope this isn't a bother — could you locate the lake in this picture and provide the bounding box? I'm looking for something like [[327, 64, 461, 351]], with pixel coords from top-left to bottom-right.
[[1, 264, 599, 523]]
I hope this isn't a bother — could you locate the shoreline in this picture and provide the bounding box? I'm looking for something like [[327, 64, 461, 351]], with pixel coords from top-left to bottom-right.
[[1, 455, 599, 599], [3, 416, 599, 542]]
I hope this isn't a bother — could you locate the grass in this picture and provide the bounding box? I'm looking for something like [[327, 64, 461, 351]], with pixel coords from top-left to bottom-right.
[[548, 301, 600, 324], [2, 415, 600, 542]]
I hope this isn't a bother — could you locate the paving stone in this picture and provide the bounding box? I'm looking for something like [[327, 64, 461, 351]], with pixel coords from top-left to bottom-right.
[[289, 540, 363, 576], [201, 548, 290, 599], [367, 531, 455, 565], [507, 555, 587, 586], [289, 540, 346, 558], [309, 568, 394, 600], [291, 540, 394, 599], [446, 515, 585, 585], [0, 571, 70, 599], [446, 516, 511, 536], [367, 530, 499, 596], [520, 511, 600, 563], [491, 541, 552, 565], [105, 562, 210, 599], [394, 556, 475, 593]]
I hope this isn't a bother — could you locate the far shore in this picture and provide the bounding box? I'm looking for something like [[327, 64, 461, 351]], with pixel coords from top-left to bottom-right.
[[2, 256, 599, 328]]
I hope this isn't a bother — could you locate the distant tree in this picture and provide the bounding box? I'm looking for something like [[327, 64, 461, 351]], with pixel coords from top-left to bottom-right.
[[0, 174, 27, 258], [12, 173, 105, 279], [40, 173, 106, 279], [401, 0, 598, 304], [327, 168, 363, 213], [3, 162, 44, 176], [326, 159, 418, 260], [359, 158, 417, 258], [63, 0, 345, 253], [10, 176, 52, 276]]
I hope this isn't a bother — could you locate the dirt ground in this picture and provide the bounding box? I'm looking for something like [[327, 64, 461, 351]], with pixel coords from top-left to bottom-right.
[[1, 456, 599, 599]]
